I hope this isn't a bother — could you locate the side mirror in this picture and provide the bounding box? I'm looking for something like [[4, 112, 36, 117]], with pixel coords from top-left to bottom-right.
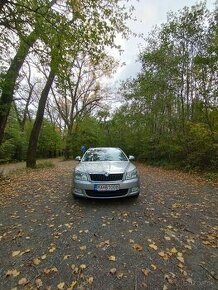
[[75, 156, 81, 161], [129, 155, 135, 161]]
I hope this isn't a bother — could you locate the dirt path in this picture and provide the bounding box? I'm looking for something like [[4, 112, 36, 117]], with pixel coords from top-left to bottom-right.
[[0, 160, 217, 289]]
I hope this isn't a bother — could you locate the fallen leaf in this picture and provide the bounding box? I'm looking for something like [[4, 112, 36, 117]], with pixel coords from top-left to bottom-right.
[[67, 281, 77, 289], [142, 268, 150, 276], [87, 277, 94, 284], [18, 278, 29, 286], [79, 264, 86, 270], [12, 250, 21, 257], [177, 256, 185, 263], [41, 254, 47, 260], [35, 278, 43, 288], [132, 243, 143, 251], [49, 245, 56, 253], [151, 264, 157, 270], [149, 243, 158, 250], [110, 268, 117, 274], [64, 255, 70, 260], [33, 258, 41, 265], [186, 278, 193, 284], [43, 267, 58, 274], [117, 272, 124, 279], [72, 235, 78, 241], [57, 282, 65, 290], [158, 251, 165, 257], [5, 269, 20, 277], [170, 247, 177, 254], [79, 246, 86, 251], [109, 255, 116, 261]]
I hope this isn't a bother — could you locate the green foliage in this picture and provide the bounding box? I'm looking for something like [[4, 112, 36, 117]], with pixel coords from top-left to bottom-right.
[[37, 120, 62, 158], [108, 2, 218, 172], [0, 114, 27, 162], [70, 116, 106, 157], [180, 122, 217, 171]]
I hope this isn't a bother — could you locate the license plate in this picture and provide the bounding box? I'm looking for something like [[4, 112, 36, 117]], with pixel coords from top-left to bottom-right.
[[94, 184, 120, 191]]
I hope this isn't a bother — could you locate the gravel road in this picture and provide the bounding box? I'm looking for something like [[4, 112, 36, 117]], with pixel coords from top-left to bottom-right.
[[0, 160, 217, 289]]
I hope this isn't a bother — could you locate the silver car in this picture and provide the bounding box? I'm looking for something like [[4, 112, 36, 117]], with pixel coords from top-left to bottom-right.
[[72, 147, 140, 199]]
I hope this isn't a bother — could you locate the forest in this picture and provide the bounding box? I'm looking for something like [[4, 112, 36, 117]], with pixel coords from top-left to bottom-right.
[[0, 0, 217, 173]]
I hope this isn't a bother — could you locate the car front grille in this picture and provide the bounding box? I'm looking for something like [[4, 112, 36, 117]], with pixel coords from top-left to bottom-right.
[[90, 174, 123, 181], [86, 189, 128, 197]]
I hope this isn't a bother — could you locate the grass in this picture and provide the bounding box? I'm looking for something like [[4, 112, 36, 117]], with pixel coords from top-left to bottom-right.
[[36, 160, 55, 169]]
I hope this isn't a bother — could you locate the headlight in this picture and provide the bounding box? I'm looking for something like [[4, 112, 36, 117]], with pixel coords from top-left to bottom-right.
[[74, 171, 88, 181], [125, 169, 137, 180]]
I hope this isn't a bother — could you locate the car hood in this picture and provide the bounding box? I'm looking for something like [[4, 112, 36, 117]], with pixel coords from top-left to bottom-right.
[[75, 161, 135, 174]]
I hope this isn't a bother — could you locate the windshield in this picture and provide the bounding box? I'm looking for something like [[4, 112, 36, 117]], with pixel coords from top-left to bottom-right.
[[82, 148, 128, 162]]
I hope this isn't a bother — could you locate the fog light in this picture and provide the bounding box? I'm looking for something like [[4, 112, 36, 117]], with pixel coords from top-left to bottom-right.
[[75, 188, 83, 195], [131, 187, 139, 193]]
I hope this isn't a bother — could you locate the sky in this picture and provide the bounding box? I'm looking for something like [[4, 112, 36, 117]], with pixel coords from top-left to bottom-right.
[[109, 0, 216, 86]]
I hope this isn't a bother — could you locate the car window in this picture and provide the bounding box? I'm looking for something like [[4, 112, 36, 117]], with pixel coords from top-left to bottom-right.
[[82, 148, 128, 162]]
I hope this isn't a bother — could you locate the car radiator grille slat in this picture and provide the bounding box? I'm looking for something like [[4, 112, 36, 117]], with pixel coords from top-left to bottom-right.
[[90, 174, 123, 181], [86, 189, 128, 197]]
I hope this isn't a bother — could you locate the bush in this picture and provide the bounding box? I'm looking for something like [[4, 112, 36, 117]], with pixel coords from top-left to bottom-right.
[[181, 123, 217, 171]]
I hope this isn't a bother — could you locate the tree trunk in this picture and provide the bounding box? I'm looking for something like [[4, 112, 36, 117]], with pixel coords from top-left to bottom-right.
[[0, 31, 37, 144], [26, 70, 55, 168]]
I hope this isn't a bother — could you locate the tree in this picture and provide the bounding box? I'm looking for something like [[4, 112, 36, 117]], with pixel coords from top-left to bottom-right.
[[113, 3, 218, 170], [24, 0, 132, 167], [0, 0, 58, 144]]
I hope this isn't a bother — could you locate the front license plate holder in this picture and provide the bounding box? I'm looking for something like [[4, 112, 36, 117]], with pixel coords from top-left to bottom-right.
[[94, 184, 120, 191]]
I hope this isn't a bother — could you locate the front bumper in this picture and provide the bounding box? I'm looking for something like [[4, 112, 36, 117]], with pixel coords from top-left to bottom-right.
[[72, 178, 140, 199]]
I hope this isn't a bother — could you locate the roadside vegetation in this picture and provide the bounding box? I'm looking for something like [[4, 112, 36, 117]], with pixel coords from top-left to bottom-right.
[[0, 1, 217, 176]]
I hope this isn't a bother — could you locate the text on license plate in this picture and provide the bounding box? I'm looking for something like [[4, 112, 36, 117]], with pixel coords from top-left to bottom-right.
[[94, 184, 120, 191]]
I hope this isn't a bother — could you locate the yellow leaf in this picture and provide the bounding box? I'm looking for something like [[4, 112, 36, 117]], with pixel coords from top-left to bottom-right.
[[72, 235, 78, 241], [177, 262, 184, 268], [110, 268, 117, 274], [132, 243, 143, 251], [79, 264, 86, 270], [68, 281, 77, 290], [49, 246, 56, 253], [79, 246, 86, 251], [87, 277, 94, 284], [43, 268, 51, 274], [33, 258, 41, 265], [177, 256, 185, 263], [35, 278, 43, 288], [109, 255, 116, 261], [41, 254, 47, 260], [158, 251, 165, 257], [164, 236, 171, 241], [142, 268, 149, 276], [187, 277, 193, 284], [149, 243, 158, 250], [170, 247, 177, 254], [18, 278, 28, 286], [151, 264, 157, 270], [117, 272, 124, 279], [12, 250, 21, 257], [64, 255, 70, 260], [6, 269, 20, 277], [57, 282, 65, 290]]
